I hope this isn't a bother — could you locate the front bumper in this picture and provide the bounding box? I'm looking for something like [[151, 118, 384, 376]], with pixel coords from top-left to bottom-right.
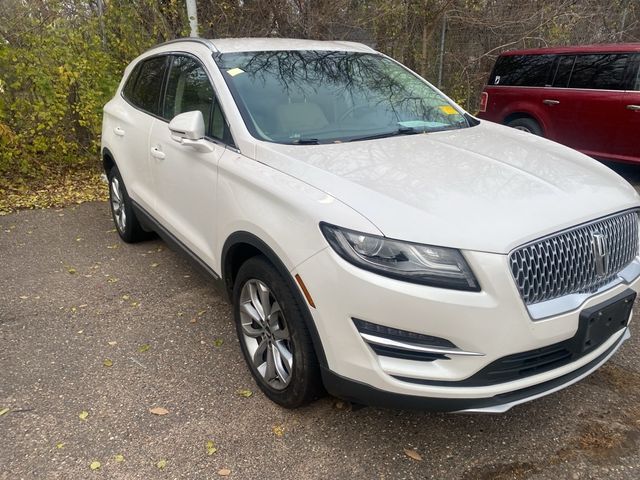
[[293, 248, 639, 411]]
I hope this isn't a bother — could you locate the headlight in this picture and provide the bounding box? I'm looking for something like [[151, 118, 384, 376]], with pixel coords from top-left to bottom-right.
[[320, 223, 479, 291]]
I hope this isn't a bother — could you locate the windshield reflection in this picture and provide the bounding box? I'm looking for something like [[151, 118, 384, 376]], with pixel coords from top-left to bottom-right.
[[215, 50, 469, 144]]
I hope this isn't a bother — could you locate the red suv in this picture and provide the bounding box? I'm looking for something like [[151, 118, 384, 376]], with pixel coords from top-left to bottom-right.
[[478, 44, 640, 164]]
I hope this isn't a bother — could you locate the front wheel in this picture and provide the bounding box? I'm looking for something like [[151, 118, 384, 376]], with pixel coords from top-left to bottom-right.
[[233, 256, 322, 408]]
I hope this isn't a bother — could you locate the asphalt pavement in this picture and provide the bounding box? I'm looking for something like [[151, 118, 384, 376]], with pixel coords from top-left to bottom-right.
[[1, 164, 640, 479]]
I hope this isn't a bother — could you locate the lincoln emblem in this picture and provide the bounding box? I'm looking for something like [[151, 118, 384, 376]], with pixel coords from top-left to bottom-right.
[[591, 233, 609, 277]]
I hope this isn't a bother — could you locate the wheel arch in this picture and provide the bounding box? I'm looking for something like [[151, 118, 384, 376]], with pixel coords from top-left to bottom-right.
[[102, 147, 116, 175], [221, 231, 328, 368]]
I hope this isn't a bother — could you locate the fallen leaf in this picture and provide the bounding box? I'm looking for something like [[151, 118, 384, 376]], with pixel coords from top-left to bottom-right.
[[79, 410, 89, 420], [131, 301, 139, 307], [237, 389, 253, 398], [156, 459, 167, 470], [107, 341, 117, 346], [177, 312, 184, 317], [67, 267, 77, 274], [206, 440, 217, 456], [56, 442, 64, 449], [149, 407, 169, 416], [197, 310, 206, 317], [151, 263, 159, 268], [213, 338, 224, 347], [272, 425, 285, 437], [90, 461, 101, 470], [218, 468, 231, 476], [0, 408, 9, 416], [138, 344, 150, 353], [19, 295, 28, 299], [107, 277, 118, 283], [122, 294, 130, 300], [103, 359, 113, 367], [190, 318, 197, 324], [114, 453, 125, 463], [404, 448, 423, 461]]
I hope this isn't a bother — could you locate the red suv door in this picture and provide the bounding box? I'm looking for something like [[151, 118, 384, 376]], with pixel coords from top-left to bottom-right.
[[542, 53, 632, 159], [614, 54, 640, 163]]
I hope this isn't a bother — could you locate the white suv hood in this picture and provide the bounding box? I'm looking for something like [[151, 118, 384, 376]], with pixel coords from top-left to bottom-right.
[[255, 121, 640, 254]]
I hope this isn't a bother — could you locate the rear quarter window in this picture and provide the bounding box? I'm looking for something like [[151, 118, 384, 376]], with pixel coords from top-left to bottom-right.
[[124, 56, 169, 115], [489, 55, 554, 87]]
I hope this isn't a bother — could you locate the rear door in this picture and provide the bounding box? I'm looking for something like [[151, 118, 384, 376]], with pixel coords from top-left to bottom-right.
[[541, 53, 631, 159], [614, 54, 640, 163], [148, 54, 231, 267], [111, 55, 170, 211]]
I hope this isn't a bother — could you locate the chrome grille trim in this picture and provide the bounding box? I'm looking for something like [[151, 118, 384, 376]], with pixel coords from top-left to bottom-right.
[[510, 210, 639, 305]]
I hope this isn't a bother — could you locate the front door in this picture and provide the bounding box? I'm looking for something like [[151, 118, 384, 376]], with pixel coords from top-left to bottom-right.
[[149, 54, 228, 267]]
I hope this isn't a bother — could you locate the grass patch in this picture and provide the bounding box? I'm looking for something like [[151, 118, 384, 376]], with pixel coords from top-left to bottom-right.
[[0, 166, 108, 215]]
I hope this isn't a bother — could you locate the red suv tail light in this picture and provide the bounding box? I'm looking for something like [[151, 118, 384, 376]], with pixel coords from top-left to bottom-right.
[[479, 92, 488, 113]]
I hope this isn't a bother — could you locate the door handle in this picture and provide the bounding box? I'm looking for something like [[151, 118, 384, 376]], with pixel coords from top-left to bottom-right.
[[150, 146, 166, 160], [113, 127, 125, 136], [627, 105, 640, 111], [543, 99, 560, 106]]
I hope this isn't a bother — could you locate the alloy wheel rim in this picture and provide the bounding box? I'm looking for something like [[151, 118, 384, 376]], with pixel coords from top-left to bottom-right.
[[110, 177, 127, 233], [239, 279, 293, 390]]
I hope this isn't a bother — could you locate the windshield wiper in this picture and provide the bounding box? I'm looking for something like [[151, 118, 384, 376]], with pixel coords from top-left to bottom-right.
[[348, 126, 422, 142], [291, 137, 320, 145]]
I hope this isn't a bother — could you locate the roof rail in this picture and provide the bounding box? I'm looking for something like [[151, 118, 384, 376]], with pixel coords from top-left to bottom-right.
[[156, 37, 217, 52]]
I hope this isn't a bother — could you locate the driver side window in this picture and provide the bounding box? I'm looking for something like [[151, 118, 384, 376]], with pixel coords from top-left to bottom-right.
[[163, 55, 226, 140]]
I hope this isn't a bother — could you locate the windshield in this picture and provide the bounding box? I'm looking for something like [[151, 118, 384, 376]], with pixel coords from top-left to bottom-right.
[[215, 50, 470, 144]]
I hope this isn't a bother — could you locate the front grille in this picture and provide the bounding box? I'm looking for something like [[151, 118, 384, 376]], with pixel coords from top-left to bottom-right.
[[510, 210, 639, 305]]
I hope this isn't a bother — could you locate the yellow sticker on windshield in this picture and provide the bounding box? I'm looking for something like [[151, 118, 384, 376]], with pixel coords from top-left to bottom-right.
[[439, 105, 458, 115], [227, 67, 244, 77]]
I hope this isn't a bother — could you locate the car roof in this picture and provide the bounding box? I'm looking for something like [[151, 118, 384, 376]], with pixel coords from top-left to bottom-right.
[[500, 43, 640, 56], [156, 37, 377, 54]]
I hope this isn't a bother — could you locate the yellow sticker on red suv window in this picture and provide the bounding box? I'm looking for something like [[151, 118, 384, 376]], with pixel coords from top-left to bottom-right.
[[227, 68, 244, 77], [439, 105, 458, 115]]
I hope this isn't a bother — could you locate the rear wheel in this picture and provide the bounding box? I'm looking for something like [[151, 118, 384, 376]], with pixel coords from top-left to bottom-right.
[[506, 117, 543, 136], [233, 256, 322, 408], [108, 166, 147, 243]]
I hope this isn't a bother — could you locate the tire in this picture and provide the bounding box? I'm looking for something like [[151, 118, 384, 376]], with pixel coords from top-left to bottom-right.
[[108, 166, 147, 243], [233, 256, 322, 408], [506, 117, 543, 136]]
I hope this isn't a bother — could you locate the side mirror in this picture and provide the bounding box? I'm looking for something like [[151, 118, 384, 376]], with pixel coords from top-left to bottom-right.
[[169, 110, 205, 141], [167, 110, 213, 153]]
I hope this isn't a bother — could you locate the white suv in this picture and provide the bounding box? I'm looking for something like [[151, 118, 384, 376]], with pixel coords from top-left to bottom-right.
[[102, 38, 640, 412]]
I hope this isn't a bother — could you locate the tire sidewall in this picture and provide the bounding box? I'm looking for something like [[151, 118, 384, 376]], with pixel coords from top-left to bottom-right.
[[232, 256, 319, 408], [108, 166, 137, 242]]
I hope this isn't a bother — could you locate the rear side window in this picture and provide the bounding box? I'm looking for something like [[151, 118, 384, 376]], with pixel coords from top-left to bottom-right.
[[634, 60, 640, 90], [489, 55, 554, 87], [126, 56, 169, 115], [568, 54, 630, 90], [122, 63, 142, 100]]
